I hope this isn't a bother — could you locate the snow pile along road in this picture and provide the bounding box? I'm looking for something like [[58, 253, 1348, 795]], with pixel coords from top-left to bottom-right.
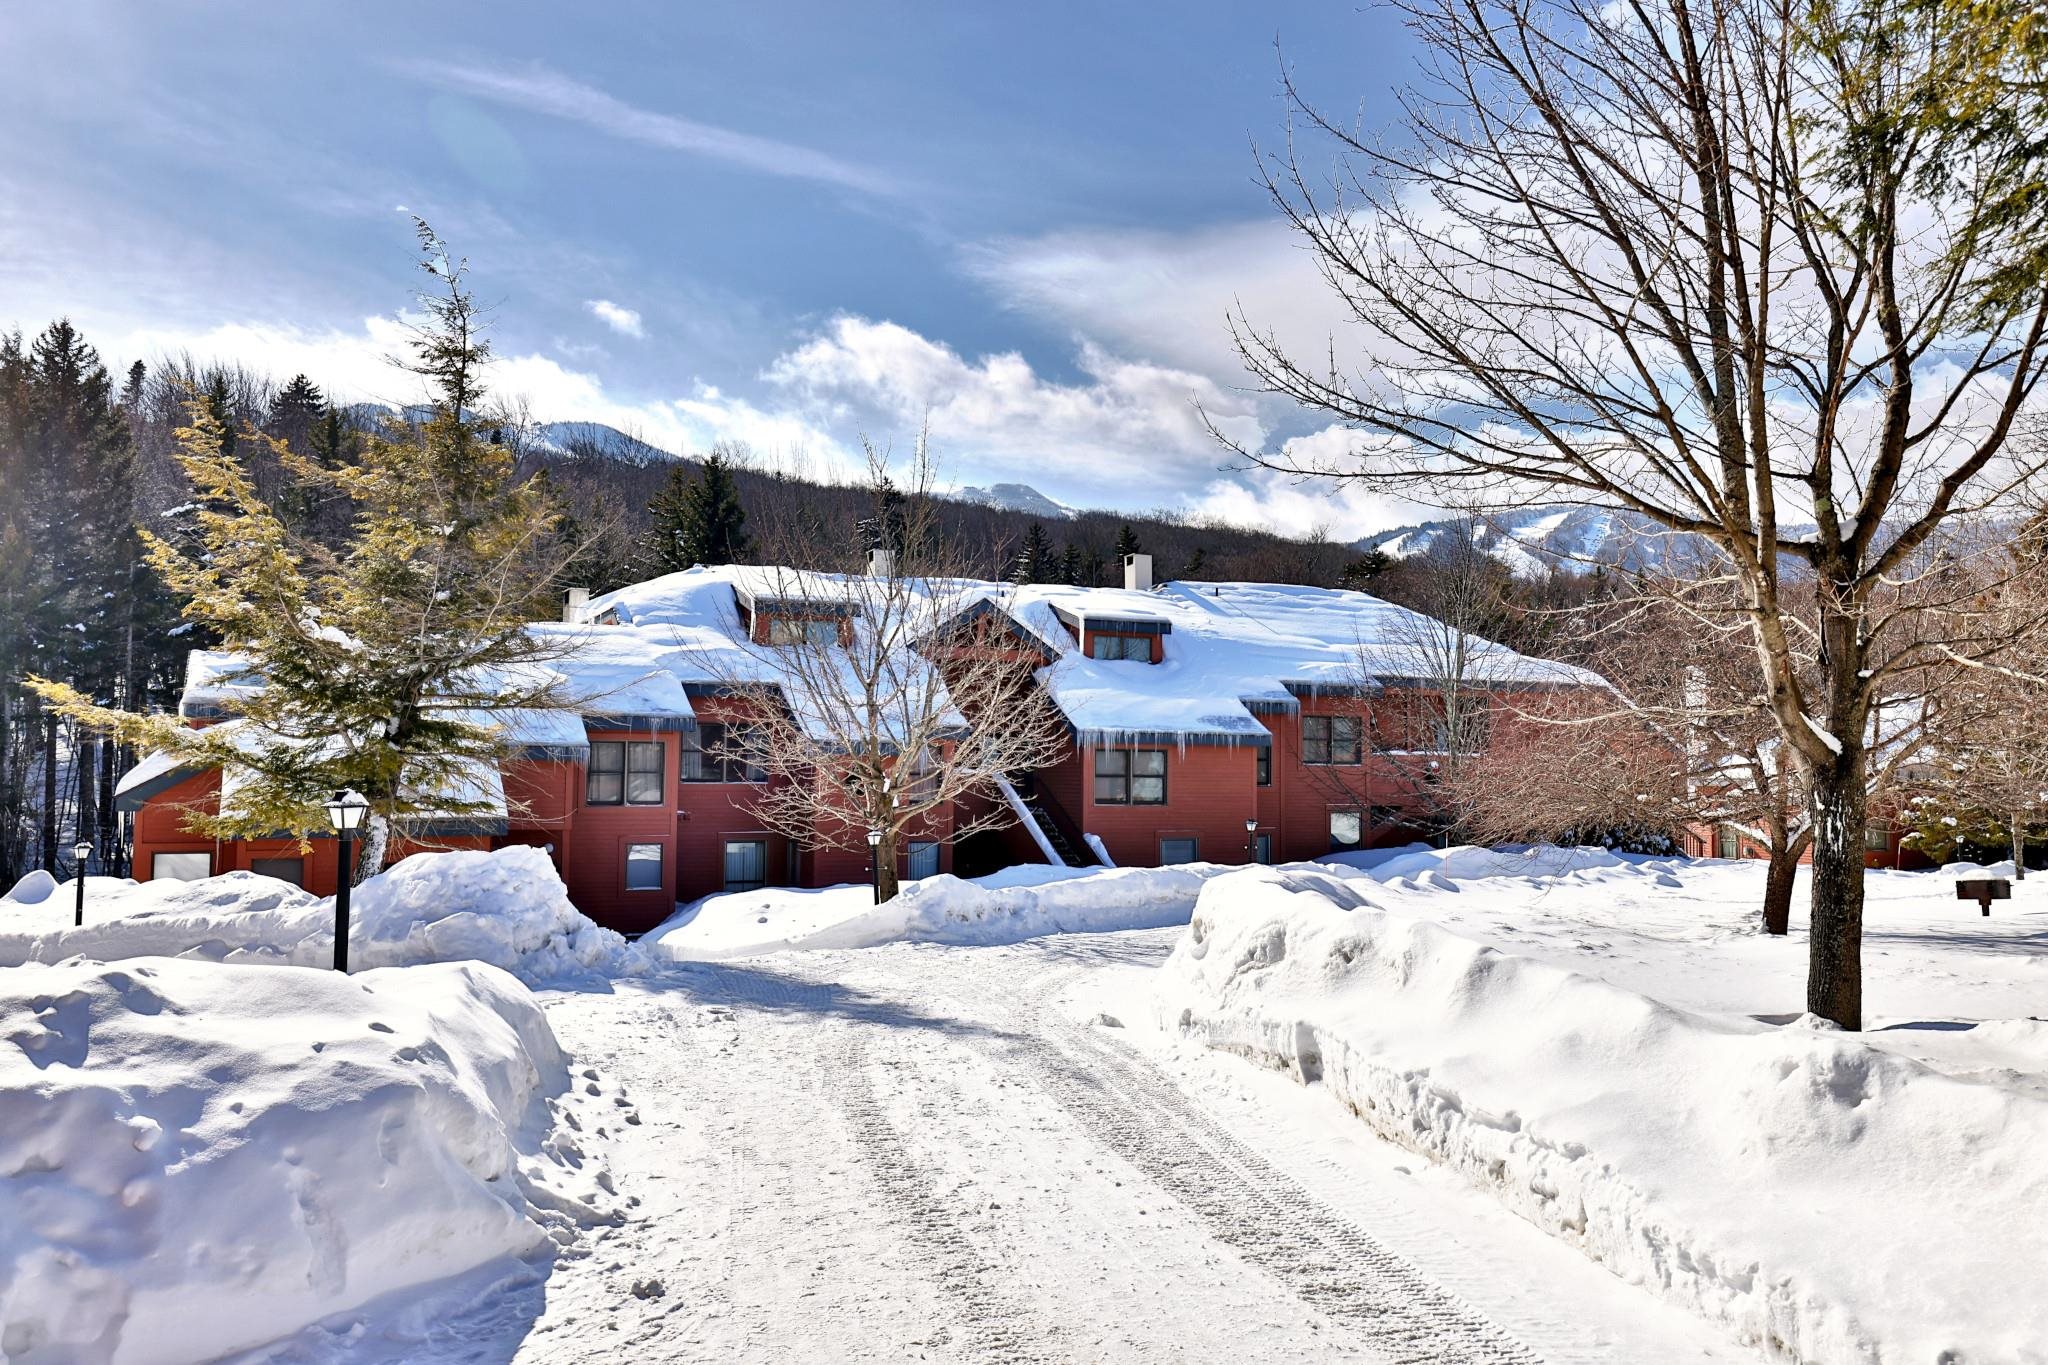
[[646, 860, 1225, 960], [0, 957, 611, 1364], [0, 846, 648, 986], [1156, 865, 2048, 1365]]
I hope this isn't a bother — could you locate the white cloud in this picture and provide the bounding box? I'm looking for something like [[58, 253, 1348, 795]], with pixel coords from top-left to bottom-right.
[[392, 59, 901, 198], [585, 299, 644, 339], [1185, 426, 1442, 542]]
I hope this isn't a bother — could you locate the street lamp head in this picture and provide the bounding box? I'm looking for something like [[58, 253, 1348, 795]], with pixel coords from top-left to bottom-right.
[[72, 839, 92, 860], [865, 828, 883, 848], [323, 789, 370, 834], [1245, 818, 1259, 834]]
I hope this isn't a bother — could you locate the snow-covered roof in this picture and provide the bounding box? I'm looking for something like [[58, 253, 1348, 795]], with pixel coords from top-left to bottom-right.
[[1001, 581, 1603, 745], [179, 650, 263, 719]]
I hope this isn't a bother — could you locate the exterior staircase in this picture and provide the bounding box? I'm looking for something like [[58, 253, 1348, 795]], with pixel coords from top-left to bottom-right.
[[1004, 771, 1101, 868]]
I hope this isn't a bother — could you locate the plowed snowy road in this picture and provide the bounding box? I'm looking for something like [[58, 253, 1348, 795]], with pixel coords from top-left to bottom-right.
[[274, 931, 1758, 1363]]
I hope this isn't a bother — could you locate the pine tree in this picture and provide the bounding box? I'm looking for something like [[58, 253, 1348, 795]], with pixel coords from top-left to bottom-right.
[[1182, 546, 1208, 580], [1058, 542, 1082, 586], [1339, 549, 1392, 591], [1012, 522, 1053, 584], [32, 221, 571, 882], [1113, 522, 1140, 563], [648, 452, 752, 572], [266, 374, 330, 532]]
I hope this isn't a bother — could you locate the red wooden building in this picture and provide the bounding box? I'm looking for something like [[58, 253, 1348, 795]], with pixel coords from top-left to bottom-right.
[[117, 556, 1604, 934]]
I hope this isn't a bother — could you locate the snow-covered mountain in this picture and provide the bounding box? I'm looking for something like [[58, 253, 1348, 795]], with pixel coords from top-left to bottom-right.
[[344, 406, 677, 466], [956, 482, 1077, 519], [1357, 505, 1742, 577]]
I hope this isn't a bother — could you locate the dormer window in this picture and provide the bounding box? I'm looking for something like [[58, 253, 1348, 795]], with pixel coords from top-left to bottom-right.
[[766, 616, 840, 648], [1089, 634, 1152, 662]]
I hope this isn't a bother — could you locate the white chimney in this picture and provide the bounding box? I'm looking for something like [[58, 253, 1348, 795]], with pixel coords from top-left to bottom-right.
[[562, 586, 590, 624], [868, 547, 896, 579], [1123, 553, 1152, 592]]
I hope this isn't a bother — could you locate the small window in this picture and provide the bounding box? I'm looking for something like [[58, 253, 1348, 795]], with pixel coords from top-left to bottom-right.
[[624, 843, 665, 892], [723, 840, 767, 891], [1863, 822, 1890, 853], [1256, 746, 1271, 787], [1089, 634, 1151, 661], [767, 617, 840, 648], [1160, 838, 1198, 865], [1094, 748, 1167, 805], [682, 724, 764, 783], [1255, 833, 1273, 864], [1302, 715, 1362, 765], [589, 740, 664, 805], [907, 840, 940, 880], [250, 857, 305, 887], [1330, 810, 1364, 850], [1717, 826, 1742, 859], [153, 851, 211, 882]]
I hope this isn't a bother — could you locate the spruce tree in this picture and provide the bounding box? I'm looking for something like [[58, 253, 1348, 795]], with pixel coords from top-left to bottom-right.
[[1012, 522, 1053, 584], [648, 452, 752, 572], [1058, 542, 1082, 586], [32, 221, 570, 881], [1113, 522, 1140, 563], [1182, 546, 1208, 580]]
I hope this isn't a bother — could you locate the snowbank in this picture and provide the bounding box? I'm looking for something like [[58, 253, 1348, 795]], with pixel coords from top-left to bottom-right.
[[0, 956, 610, 1364], [0, 846, 648, 986], [1155, 866, 2048, 1364], [647, 861, 1228, 960]]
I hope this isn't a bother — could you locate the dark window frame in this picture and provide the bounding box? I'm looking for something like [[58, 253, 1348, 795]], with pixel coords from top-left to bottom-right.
[[1088, 633, 1152, 662], [1159, 837, 1199, 865], [723, 839, 768, 891], [681, 723, 766, 784], [1329, 809, 1365, 850], [1093, 748, 1167, 805], [1256, 745, 1271, 786], [1302, 714, 1363, 765], [624, 841, 665, 891], [587, 739, 666, 806]]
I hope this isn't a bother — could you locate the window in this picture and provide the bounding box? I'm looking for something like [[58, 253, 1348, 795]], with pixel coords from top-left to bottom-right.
[[767, 616, 840, 648], [1094, 749, 1166, 805], [1864, 822, 1891, 853], [1717, 826, 1742, 859], [1159, 838, 1199, 865], [1255, 833, 1274, 864], [902, 747, 939, 802], [724, 840, 767, 891], [152, 851, 211, 882], [250, 857, 304, 887], [587, 740, 665, 805], [1302, 715, 1362, 765], [907, 841, 940, 880], [682, 724, 764, 783], [624, 843, 665, 891], [1256, 745, 1271, 786], [1329, 810, 1364, 850], [1088, 633, 1152, 662]]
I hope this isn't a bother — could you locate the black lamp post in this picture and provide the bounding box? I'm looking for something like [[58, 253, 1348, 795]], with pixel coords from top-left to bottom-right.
[[866, 827, 883, 905], [1245, 817, 1259, 865], [323, 790, 369, 972], [71, 838, 91, 927]]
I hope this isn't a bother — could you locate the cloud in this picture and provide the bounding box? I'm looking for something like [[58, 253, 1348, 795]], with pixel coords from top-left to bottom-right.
[[585, 298, 643, 339], [392, 59, 901, 198]]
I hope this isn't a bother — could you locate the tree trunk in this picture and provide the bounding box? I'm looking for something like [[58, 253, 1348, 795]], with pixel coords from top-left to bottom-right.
[[1762, 841, 1802, 936], [2012, 811, 2027, 880], [39, 714, 57, 871], [875, 834, 901, 903], [352, 813, 389, 888], [1806, 756, 1868, 1030], [97, 738, 117, 872]]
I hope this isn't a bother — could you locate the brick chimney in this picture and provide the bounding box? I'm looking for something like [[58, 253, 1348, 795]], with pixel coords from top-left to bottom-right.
[[1123, 553, 1152, 592]]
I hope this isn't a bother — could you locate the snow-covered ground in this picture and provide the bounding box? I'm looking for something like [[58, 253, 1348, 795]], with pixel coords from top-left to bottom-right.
[[0, 956, 615, 1365], [0, 846, 648, 987], [1156, 851, 2048, 1365], [6, 844, 2038, 1362]]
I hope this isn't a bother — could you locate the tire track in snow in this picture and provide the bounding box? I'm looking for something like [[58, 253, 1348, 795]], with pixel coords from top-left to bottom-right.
[[963, 955, 1541, 1365]]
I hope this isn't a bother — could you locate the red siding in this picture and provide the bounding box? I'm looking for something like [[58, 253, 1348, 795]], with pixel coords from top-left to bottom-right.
[[1077, 742, 1260, 868]]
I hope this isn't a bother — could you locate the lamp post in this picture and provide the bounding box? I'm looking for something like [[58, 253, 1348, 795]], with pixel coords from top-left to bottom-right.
[[1245, 817, 1259, 865], [323, 790, 369, 972], [866, 827, 883, 905], [71, 838, 91, 927]]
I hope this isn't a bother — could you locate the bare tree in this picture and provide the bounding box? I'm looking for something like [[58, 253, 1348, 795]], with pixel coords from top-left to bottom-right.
[[708, 439, 1071, 900], [1226, 0, 2048, 1027]]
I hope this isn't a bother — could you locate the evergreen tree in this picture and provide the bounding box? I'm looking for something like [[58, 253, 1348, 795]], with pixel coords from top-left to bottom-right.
[[648, 451, 752, 571], [1113, 522, 1140, 563], [266, 374, 330, 532], [1182, 546, 1208, 580], [1058, 542, 1082, 586], [33, 221, 571, 881], [1012, 522, 1054, 584], [1339, 549, 1392, 591]]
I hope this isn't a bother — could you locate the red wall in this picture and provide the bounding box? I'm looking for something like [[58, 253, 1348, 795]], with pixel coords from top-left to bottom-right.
[[1075, 742, 1260, 867]]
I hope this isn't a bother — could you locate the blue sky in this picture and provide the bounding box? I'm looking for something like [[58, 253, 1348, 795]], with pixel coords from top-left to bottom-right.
[[0, 1, 1429, 537]]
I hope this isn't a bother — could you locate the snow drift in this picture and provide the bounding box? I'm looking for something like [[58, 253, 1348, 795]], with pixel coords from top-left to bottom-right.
[[1156, 866, 2048, 1365], [0, 956, 609, 1364], [0, 846, 648, 986], [647, 861, 1227, 960]]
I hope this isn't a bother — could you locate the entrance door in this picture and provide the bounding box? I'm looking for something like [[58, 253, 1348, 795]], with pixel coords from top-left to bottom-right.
[[724, 840, 767, 891]]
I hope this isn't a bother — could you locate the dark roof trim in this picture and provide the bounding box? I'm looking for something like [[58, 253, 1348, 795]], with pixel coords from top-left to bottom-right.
[[1076, 727, 1271, 750], [179, 702, 236, 720], [1051, 605, 1172, 637], [113, 764, 210, 814], [582, 714, 695, 733], [1282, 680, 1379, 700], [516, 742, 591, 761]]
